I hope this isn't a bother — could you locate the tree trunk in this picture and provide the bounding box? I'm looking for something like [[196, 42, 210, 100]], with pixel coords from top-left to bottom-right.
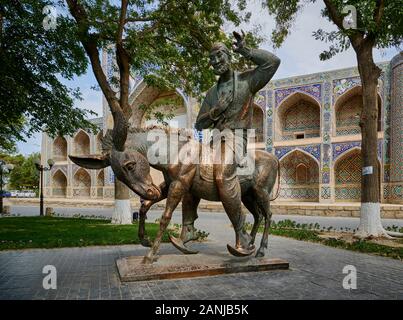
[[110, 112, 144, 225], [111, 179, 132, 225], [354, 44, 388, 238]]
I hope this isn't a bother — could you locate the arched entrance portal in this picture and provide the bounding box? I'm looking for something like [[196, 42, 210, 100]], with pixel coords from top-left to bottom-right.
[[278, 150, 319, 202]]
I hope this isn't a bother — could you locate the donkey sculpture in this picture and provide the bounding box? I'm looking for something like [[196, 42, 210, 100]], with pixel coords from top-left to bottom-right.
[[70, 122, 279, 264]]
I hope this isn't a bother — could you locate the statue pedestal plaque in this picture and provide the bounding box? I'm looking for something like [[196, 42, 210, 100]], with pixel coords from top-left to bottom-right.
[[116, 253, 289, 282]]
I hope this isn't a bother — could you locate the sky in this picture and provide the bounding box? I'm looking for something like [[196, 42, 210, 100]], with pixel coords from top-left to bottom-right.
[[16, 0, 401, 156]]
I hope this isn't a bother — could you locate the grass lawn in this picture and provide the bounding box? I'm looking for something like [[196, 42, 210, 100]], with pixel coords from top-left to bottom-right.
[[0, 216, 173, 250], [246, 221, 403, 260]]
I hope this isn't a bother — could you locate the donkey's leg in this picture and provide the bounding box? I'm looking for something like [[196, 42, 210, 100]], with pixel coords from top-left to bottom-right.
[[142, 166, 196, 264], [142, 181, 185, 264], [241, 192, 263, 246], [253, 161, 277, 258], [139, 181, 169, 247], [254, 189, 272, 258], [181, 193, 201, 244], [170, 193, 200, 254]]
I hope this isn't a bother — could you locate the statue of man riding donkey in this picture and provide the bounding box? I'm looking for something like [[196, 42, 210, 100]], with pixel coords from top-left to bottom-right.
[[70, 31, 281, 264]]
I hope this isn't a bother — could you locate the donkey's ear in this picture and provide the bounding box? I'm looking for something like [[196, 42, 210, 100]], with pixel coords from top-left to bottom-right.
[[69, 154, 110, 169]]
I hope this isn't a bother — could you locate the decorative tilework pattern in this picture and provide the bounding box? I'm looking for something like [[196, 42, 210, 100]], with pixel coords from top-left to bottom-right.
[[275, 145, 320, 162], [73, 168, 91, 197], [254, 90, 266, 109], [333, 77, 361, 98], [281, 101, 320, 139], [51, 165, 67, 176], [335, 151, 362, 201], [275, 84, 321, 107], [336, 95, 362, 136], [108, 167, 115, 185], [278, 150, 319, 201], [390, 57, 403, 183], [266, 89, 274, 153], [321, 81, 332, 188], [332, 141, 382, 161], [321, 186, 331, 199]]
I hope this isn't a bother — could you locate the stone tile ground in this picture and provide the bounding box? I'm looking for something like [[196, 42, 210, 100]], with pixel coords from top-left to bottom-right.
[[0, 234, 402, 300]]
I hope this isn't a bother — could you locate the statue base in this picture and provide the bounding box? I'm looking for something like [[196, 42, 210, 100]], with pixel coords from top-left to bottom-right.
[[116, 253, 289, 282]]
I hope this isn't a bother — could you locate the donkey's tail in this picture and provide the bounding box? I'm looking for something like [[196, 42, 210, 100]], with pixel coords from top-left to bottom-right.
[[269, 159, 281, 201]]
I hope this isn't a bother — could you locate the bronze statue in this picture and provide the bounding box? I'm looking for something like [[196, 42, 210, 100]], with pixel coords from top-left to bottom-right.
[[194, 31, 280, 257], [69, 31, 281, 264]]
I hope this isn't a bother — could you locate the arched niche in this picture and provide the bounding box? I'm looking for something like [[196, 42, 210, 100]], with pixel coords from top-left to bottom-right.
[[276, 92, 321, 141], [334, 148, 381, 202], [74, 130, 90, 155], [334, 86, 382, 136], [52, 170, 67, 197], [53, 136, 67, 161], [278, 149, 319, 202], [130, 86, 189, 186], [73, 168, 91, 197], [96, 170, 104, 198], [96, 131, 103, 153], [251, 103, 264, 143], [141, 90, 187, 128]]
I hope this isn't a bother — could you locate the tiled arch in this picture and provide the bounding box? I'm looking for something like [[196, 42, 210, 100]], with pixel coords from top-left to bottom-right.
[[275, 91, 321, 141]]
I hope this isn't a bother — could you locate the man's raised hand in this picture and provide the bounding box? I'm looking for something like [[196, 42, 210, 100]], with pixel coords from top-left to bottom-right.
[[232, 30, 246, 52]]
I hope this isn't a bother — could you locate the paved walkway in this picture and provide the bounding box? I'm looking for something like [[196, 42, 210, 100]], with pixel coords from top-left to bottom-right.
[[0, 211, 402, 300]]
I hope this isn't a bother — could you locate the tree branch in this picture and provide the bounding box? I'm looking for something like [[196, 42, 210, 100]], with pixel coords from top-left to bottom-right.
[[125, 17, 154, 23], [323, 0, 345, 30], [374, 0, 384, 28], [116, 0, 130, 116], [66, 0, 118, 111], [116, 0, 127, 43]]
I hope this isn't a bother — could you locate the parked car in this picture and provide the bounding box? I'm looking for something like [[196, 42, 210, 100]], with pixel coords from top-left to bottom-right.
[[10, 190, 18, 197], [0, 190, 11, 197]]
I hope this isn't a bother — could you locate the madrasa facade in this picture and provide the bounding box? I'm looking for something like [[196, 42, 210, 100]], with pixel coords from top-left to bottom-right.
[[40, 51, 403, 205]]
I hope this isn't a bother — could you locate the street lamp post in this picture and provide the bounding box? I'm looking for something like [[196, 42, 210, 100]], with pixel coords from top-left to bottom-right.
[[35, 159, 54, 216], [0, 160, 14, 214]]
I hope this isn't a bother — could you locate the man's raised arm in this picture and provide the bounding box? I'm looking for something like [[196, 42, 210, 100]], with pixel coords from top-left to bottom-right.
[[233, 31, 280, 94]]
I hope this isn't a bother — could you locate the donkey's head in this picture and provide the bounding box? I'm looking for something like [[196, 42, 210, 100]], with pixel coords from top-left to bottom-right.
[[69, 149, 160, 201], [69, 107, 160, 201]]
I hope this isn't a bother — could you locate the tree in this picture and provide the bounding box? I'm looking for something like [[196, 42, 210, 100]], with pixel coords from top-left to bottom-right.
[[0, 152, 39, 191], [0, 0, 97, 152], [265, 0, 403, 238], [10, 153, 40, 191], [64, 0, 258, 224]]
